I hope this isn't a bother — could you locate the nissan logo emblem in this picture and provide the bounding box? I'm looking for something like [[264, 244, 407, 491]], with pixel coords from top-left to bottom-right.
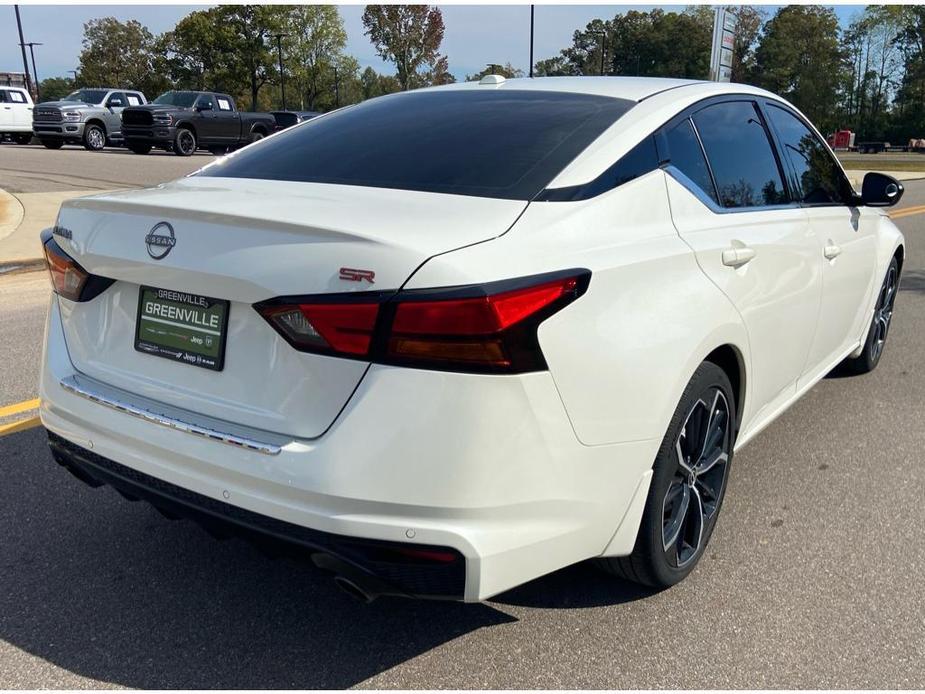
[[145, 222, 176, 260]]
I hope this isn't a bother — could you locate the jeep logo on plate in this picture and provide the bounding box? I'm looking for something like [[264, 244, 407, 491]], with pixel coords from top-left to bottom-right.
[[145, 222, 176, 260]]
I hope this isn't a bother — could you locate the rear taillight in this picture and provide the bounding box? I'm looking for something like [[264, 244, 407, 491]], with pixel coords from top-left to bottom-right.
[[42, 235, 113, 302], [255, 270, 590, 373]]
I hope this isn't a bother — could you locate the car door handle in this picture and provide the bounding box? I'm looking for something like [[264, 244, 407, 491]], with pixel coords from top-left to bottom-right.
[[722, 246, 756, 268], [824, 242, 842, 260]]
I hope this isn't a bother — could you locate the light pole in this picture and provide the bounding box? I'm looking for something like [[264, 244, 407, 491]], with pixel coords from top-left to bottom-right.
[[14, 5, 33, 97], [68, 69, 78, 88], [272, 33, 288, 110], [589, 30, 606, 76], [333, 66, 339, 108], [529, 5, 534, 78], [21, 42, 42, 102]]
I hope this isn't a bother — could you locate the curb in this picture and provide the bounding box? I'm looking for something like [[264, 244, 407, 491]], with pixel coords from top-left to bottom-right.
[[0, 258, 45, 275], [0, 188, 25, 245]]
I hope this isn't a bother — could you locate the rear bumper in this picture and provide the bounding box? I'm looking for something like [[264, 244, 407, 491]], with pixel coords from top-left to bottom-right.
[[40, 295, 658, 601]]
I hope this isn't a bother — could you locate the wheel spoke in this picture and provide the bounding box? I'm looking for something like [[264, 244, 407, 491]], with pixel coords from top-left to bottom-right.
[[662, 482, 689, 552], [677, 485, 704, 566]]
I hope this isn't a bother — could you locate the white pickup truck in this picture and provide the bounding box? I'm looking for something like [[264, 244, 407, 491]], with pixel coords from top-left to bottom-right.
[[0, 85, 34, 144]]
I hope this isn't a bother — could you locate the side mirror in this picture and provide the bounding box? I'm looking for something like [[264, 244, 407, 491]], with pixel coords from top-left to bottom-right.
[[861, 172, 904, 207], [196, 102, 213, 112]]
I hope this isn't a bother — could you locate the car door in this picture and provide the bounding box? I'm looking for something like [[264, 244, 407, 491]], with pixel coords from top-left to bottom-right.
[[7, 89, 32, 128], [104, 91, 127, 136], [0, 89, 11, 128], [194, 94, 219, 142], [214, 95, 240, 143], [763, 102, 879, 380], [663, 99, 821, 425]]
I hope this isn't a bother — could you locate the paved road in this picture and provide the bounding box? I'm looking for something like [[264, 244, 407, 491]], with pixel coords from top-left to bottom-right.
[[0, 180, 923, 688], [0, 142, 208, 194]]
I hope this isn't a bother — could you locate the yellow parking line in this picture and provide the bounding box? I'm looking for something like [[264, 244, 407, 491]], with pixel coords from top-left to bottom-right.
[[0, 398, 40, 418], [889, 204, 925, 220], [0, 416, 41, 436]]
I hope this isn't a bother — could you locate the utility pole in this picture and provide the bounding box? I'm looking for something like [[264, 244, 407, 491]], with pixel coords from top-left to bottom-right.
[[68, 69, 79, 87], [590, 30, 606, 76], [273, 33, 288, 110], [333, 66, 339, 108], [529, 5, 535, 78], [21, 42, 42, 102], [14, 5, 34, 97]]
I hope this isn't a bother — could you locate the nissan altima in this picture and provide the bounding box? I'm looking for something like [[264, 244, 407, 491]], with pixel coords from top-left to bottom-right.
[[39, 76, 905, 602]]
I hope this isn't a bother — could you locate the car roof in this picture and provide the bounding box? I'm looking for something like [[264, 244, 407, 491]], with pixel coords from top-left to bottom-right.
[[428, 76, 772, 104]]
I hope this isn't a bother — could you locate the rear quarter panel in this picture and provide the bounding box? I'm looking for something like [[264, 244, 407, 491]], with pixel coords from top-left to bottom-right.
[[407, 170, 750, 447]]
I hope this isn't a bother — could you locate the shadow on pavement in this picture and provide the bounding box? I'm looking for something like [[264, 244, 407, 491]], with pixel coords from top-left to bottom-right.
[[0, 427, 517, 688], [899, 268, 925, 295]]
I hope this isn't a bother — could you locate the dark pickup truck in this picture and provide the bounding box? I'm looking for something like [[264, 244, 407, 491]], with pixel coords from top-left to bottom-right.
[[121, 90, 277, 156]]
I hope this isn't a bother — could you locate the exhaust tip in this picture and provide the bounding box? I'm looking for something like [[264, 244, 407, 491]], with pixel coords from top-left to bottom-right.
[[334, 575, 376, 604]]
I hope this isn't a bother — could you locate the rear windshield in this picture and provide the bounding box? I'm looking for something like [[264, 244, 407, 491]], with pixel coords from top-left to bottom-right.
[[200, 90, 633, 200], [63, 89, 108, 104], [154, 91, 199, 108]]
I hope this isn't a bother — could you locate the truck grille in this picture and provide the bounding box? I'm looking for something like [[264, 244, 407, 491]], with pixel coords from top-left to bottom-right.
[[122, 109, 153, 126], [34, 109, 62, 123]]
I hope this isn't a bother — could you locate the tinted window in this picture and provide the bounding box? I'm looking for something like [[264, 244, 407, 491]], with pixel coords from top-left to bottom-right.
[[693, 101, 787, 208], [0, 90, 8, 103], [766, 105, 852, 205], [200, 90, 632, 200], [106, 92, 126, 106], [195, 94, 215, 109], [664, 118, 718, 204]]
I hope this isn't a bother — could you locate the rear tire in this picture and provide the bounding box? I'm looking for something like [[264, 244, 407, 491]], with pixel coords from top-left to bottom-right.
[[174, 127, 196, 156], [840, 257, 899, 375], [126, 141, 152, 155], [249, 129, 266, 145], [83, 123, 106, 151], [208, 146, 228, 156], [598, 361, 736, 588], [41, 139, 63, 150]]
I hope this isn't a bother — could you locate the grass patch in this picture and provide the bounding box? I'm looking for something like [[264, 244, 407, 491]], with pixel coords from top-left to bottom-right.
[[838, 159, 925, 173]]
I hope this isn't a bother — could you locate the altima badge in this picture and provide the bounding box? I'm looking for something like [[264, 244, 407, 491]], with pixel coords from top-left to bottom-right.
[[145, 222, 176, 260]]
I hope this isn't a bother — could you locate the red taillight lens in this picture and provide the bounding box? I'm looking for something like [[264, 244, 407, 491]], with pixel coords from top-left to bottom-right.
[[255, 270, 590, 373], [43, 238, 90, 302], [388, 277, 580, 368], [261, 302, 379, 356]]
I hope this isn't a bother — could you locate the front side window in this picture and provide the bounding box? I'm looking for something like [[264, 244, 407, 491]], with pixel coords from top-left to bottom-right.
[[106, 92, 126, 107], [693, 101, 788, 209], [195, 94, 215, 110], [0, 90, 9, 103], [664, 118, 718, 204], [765, 104, 853, 205], [200, 90, 633, 200], [63, 89, 108, 105]]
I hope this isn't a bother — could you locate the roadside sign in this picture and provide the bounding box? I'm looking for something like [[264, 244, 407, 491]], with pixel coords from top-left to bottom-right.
[[710, 8, 737, 82]]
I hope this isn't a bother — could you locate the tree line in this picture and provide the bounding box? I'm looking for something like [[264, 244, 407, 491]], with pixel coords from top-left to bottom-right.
[[37, 4, 925, 141]]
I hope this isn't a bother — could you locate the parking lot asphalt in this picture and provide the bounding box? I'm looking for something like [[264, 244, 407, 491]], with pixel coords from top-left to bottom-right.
[[0, 152, 923, 688]]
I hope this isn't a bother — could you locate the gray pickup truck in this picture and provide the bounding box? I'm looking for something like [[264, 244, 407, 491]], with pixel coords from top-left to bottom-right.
[[32, 88, 147, 151]]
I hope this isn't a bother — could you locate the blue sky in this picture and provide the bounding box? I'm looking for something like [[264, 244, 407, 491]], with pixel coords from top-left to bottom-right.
[[3, 4, 865, 85]]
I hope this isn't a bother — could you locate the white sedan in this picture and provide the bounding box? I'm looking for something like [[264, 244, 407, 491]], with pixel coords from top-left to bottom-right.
[[39, 77, 905, 601]]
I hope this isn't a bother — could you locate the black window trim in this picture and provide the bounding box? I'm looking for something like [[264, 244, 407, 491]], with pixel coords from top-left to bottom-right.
[[539, 92, 809, 212], [758, 99, 859, 209]]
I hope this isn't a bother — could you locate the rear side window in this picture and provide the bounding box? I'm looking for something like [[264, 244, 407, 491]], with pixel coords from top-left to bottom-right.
[[693, 101, 787, 208], [664, 119, 718, 204], [200, 90, 633, 200], [765, 105, 852, 206], [126, 93, 143, 106], [9, 90, 27, 103], [217, 97, 233, 111]]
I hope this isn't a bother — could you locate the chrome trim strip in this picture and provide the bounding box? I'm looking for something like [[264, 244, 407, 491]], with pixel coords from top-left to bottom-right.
[[59, 376, 281, 456]]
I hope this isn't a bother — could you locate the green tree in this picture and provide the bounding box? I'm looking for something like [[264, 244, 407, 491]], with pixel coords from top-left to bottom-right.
[[161, 10, 234, 93], [77, 17, 168, 97], [359, 66, 401, 99], [38, 76, 75, 101], [282, 5, 348, 110], [894, 6, 925, 140], [466, 62, 524, 82], [728, 6, 766, 83], [362, 5, 448, 90], [752, 6, 846, 133]]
